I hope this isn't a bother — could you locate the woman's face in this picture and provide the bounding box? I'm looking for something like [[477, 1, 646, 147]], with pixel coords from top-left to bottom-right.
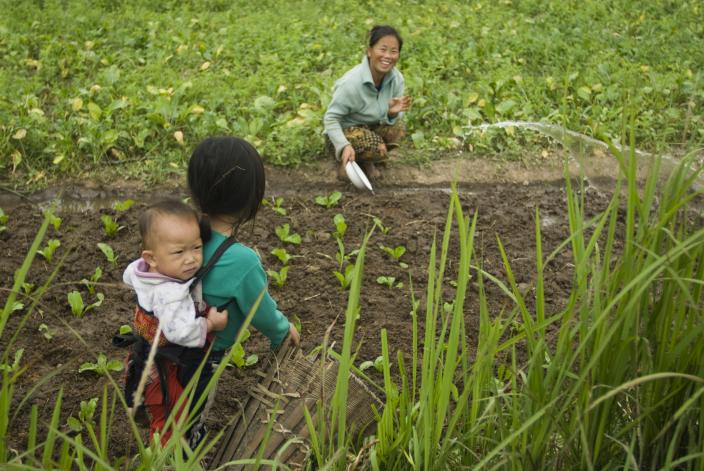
[[367, 35, 400, 79]]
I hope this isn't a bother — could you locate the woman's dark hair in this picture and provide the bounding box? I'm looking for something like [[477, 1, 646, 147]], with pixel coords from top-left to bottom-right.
[[187, 136, 265, 235], [368, 25, 403, 52]]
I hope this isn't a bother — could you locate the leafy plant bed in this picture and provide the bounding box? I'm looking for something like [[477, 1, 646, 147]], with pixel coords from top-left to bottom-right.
[[0, 179, 613, 461]]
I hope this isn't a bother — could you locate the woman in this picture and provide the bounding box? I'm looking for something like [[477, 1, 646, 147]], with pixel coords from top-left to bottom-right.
[[324, 25, 412, 180]]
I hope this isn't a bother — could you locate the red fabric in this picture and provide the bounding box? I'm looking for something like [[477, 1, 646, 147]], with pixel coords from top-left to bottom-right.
[[134, 305, 168, 347], [143, 360, 187, 445]]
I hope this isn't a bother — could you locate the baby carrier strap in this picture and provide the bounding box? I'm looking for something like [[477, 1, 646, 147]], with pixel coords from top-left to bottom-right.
[[193, 236, 237, 286]]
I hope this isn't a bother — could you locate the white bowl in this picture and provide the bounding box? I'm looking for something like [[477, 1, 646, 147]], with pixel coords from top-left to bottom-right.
[[345, 161, 374, 192]]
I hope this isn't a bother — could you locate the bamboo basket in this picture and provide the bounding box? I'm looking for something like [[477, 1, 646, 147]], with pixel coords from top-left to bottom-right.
[[208, 338, 382, 469]]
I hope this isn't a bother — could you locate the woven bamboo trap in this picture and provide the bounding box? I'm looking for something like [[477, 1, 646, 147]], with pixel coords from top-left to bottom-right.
[[208, 338, 383, 469]]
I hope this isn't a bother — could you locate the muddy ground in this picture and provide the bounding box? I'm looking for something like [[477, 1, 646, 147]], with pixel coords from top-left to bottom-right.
[[0, 156, 617, 461]]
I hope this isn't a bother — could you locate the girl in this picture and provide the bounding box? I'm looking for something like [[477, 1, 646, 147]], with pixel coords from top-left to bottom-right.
[[184, 136, 301, 444]]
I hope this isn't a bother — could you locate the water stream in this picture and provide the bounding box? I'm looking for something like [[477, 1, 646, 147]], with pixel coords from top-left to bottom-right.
[[464, 121, 703, 191]]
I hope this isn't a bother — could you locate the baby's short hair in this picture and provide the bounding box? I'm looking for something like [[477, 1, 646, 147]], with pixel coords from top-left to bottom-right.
[[138, 198, 199, 249]]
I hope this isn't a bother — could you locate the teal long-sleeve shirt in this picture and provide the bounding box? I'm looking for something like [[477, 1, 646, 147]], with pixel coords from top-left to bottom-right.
[[323, 56, 405, 159], [201, 232, 290, 351]]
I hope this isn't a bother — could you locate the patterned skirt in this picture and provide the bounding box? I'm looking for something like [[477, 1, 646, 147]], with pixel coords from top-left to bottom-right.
[[326, 121, 406, 162]]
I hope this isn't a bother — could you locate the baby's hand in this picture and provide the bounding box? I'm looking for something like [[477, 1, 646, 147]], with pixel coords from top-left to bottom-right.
[[206, 306, 228, 332]]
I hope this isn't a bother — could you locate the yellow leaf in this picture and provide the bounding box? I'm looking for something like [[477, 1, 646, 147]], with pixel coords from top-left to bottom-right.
[[53, 154, 65, 165], [190, 105, 205, 114], [477, 99, 486, 108], [12, 129, 27, 140], [640, 65, 650, 73], [90, 84, 101, 94], [176, 44, 188, 54], [200, 61, 211, 71], [72, 97, 83, 111], [173, 131, 184, 145], [467, 92, 479, 104]]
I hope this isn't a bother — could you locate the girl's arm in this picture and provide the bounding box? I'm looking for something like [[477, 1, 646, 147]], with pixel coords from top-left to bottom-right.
[[236, 264, 291, 348]]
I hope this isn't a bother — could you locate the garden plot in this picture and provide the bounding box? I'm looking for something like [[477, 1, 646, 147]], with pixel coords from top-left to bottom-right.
[[0, 175, 613, 460]]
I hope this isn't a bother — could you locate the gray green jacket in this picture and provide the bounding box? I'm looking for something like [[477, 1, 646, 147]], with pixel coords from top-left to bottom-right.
[[323, 56, 405, 158]]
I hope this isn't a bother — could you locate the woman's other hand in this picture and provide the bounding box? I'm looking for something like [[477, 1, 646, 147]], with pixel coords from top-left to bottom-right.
[[377, 142, 387, 157], [341, 144, 356, 165], [388, 96, 412, 116]]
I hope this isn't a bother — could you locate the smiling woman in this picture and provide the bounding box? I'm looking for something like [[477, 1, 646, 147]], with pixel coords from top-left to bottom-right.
[[323, 25, 412, 183]]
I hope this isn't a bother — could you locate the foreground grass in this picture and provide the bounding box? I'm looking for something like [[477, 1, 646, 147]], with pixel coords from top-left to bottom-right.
[[1, 0, 703, 184], [2, 135, 703, 468]]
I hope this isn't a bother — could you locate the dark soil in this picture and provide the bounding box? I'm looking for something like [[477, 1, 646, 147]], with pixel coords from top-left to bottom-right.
[[0, 160, 614, 461]]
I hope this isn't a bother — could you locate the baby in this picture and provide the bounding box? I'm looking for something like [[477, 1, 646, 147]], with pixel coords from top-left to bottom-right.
[[123, 198, 227, 347]]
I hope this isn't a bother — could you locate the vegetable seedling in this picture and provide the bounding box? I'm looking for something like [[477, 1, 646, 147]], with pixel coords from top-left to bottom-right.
[[113, 199, 135, 212], [97, 242, 118, 266], [227, 328, 258, 368], [38, 239, 61, 262], [229, 343, 259, 368], [119, 324, 132, 335], [262, 196, 287, 215], [315, 191, 342, 209], [376, 276, 403, 289], [42, 208, 62, 231], [372, 216, 391, 235], [67, 290, 105, 318], [100, 214, 123, 237], [266, 265, 289, 288], [81, 266, 103, 295], [275, 224, 301, 245], [334, 264, 355, 290], [333, 213, 347, 239], [67, 397, 98, 433], [379, 244, 406, 262], [271, 247, 293, 265], [359, 356, 384, 373], [78, 353, 123, 375]]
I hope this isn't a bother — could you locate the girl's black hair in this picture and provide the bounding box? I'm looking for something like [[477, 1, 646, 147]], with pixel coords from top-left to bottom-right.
[[368, 25, 403, 52], [187, 136, 265, 235]]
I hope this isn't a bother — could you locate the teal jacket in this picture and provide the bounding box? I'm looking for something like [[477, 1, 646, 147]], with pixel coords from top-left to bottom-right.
[[201, 232, 290, 351], [323, 56, 405, 158]]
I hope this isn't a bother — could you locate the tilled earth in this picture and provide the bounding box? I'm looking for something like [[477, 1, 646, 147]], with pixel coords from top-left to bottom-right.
[[0, 161, 614, 460]]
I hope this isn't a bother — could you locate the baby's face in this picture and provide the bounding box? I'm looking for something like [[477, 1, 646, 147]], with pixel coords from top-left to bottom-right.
[[146, 214, 203, 281]]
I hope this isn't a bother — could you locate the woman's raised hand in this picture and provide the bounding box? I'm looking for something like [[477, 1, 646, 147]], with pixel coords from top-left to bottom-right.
[[388, 96, 412, 116]]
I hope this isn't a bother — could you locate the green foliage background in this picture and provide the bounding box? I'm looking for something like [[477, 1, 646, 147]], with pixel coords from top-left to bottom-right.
[[1, 0, 702, 181]]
